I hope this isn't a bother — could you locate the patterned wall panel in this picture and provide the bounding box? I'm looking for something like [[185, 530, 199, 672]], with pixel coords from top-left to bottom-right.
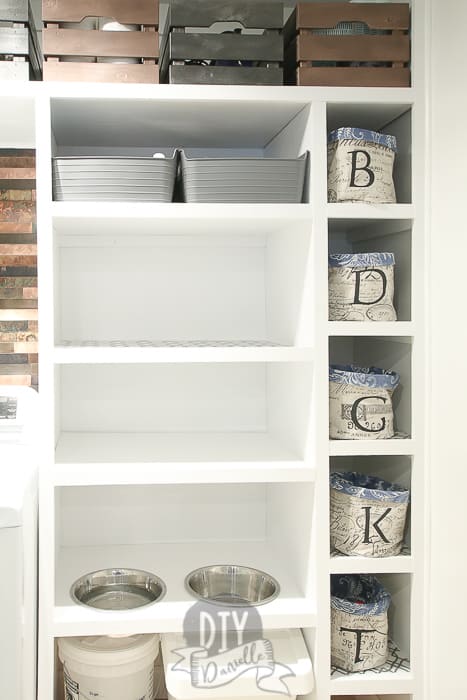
[[0, 149, 37, 389]]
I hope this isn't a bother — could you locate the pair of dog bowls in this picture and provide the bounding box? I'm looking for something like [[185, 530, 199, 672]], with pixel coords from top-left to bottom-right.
[[71, 565, 280, 611]]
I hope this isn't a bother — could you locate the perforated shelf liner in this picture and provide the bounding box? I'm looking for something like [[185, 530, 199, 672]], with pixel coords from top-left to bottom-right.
[[59, 340, 285, 347]]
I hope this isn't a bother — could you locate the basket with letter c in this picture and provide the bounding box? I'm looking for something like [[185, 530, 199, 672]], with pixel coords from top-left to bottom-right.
[[329, 364, 400, 440]]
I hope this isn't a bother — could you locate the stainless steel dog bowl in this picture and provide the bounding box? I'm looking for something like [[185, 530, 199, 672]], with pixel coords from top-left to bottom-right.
[[71, 568, 166, 610], [185, 565, 280, 606]]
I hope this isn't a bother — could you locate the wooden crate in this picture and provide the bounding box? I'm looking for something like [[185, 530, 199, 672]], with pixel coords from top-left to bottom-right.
[[0, 0, 41, 80], [284, 2, 410, 87], [160, 0, 283, 86], [42, 0, 159, 83]]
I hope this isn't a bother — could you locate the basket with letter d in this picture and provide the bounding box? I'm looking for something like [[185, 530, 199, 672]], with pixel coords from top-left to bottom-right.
[[328, 252, 397, 322], [331, 574, 391, 672], [330, 471, 409, 557]]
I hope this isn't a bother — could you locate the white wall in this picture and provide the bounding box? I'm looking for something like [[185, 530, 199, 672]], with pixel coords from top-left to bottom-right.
[[430, 1, 467, 696]]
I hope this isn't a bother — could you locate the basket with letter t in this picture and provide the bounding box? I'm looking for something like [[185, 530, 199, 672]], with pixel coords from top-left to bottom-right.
[[331, 574, 391, 672]]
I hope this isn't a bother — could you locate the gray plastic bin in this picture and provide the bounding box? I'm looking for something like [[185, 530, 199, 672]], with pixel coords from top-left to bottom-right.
[[52, 154, 178, 202], [180, 150, 307, 203]]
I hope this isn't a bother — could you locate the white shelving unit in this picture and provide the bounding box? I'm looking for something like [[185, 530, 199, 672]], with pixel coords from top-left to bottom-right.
[[0, 2, 426, 698]]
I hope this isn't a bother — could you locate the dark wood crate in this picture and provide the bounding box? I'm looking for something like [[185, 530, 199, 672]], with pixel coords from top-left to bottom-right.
[[42, 0, 159, 83], [284, 2, 410, 87], [0, 0, 41, 80], [161, 0, 283, 85]]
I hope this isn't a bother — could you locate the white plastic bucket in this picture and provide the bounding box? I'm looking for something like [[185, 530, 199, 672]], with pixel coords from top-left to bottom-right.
[[58, 634, 159, 700]]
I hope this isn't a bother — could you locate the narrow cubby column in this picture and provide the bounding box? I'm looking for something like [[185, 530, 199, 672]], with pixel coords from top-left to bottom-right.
[[324, 85, 425, 699]]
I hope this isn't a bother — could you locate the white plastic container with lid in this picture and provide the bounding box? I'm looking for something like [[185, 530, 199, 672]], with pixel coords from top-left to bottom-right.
[[162, 628, 314, 700], [58, 634, 159, 700]]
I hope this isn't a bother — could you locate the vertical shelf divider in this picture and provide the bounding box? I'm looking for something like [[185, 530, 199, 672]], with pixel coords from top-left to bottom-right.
[[36, 91, 56, 700], [309, 99, 331, 700]]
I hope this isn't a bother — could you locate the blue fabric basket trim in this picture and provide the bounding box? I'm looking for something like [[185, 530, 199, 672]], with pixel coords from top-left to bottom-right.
[[330, 471, 410, 504], [331, 574, 391, 616], [329, 364, 400, 389], [329, 252, 395, 268], [328, 127, 397, 152]]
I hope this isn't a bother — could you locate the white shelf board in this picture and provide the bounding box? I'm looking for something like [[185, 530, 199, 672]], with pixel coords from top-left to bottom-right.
[[53, 344, 313, 365], [51, 202, 312, 238], [53, 460, 315, 486], [54, 540, 316, 636], [329, 553, 413, 574], [327, 203, 415, 220], [329, 439, 415, 457], [54, 432, 310, 484], [45, 82, 415, 105], [328, 322, 415, 338], [330, 671, 414, 695]]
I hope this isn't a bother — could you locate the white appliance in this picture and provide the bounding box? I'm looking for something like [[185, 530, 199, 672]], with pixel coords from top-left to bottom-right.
[[0, 386, 38, 700]]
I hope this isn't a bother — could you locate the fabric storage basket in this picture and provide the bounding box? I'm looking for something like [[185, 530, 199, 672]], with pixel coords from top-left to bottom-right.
[[327, 127, 397, 203], [329, 364, 400, 440], [52, 154, 178, 202], [330, 471, 410, 557], [180, 150, 307, 203], [328, 252, 397, 321], [331, 574, 391, 672]]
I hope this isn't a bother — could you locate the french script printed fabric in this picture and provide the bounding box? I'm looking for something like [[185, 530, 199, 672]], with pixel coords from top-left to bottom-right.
[[328, 253, 397, 321], [330, 472, 409, 557], [329, 365, 400, 440], [331, 607, 389, 672], [331, 575, 390, 672], [327, 127, 397, 204]]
